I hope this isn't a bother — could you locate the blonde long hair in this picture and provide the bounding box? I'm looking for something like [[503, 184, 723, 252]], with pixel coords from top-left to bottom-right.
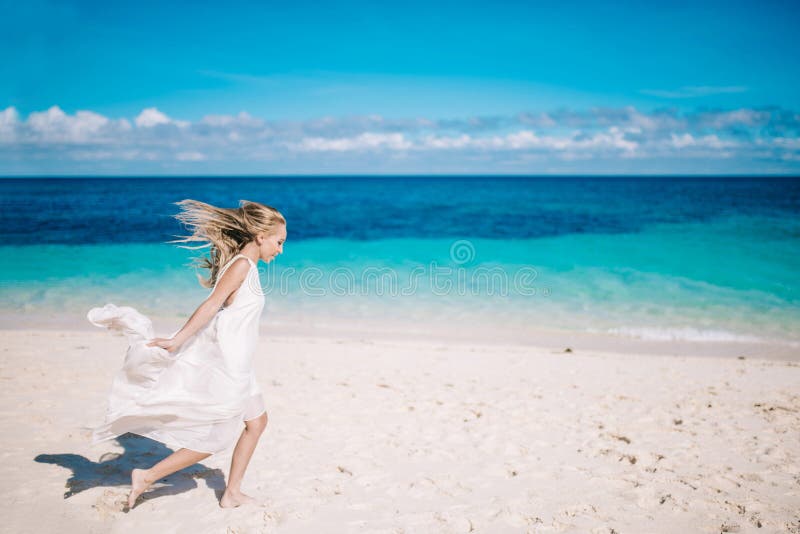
[[172, 199, 286, 287]]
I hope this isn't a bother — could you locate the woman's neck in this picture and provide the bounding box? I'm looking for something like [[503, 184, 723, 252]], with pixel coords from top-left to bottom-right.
[[238, 241, 261, 264]]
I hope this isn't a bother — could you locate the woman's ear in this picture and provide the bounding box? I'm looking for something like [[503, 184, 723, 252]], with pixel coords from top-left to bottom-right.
[[255, 233, 264, 245]]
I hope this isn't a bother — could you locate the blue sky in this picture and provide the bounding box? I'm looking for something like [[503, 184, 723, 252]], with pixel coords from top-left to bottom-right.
[[2, 0, 799, 174]]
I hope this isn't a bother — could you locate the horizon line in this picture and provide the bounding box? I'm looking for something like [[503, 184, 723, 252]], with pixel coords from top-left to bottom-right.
[[1, 173, 799, 180]]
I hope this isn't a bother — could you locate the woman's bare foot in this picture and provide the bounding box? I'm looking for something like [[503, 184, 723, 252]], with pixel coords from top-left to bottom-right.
[[128, 468, 153, 509], [220, 488, 255, 508]]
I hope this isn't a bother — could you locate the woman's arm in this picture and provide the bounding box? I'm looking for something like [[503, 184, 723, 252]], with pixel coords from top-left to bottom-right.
[[147, 258, 252, 352]]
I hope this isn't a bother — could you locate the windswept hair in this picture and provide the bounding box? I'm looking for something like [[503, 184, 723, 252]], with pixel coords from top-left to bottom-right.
[[172, 199, 286, 288]]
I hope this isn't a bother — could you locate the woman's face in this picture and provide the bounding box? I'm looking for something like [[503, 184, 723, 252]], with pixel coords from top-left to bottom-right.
[[258, 224, 286, 263]]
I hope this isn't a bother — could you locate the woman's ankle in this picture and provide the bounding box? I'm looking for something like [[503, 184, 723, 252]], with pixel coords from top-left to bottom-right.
[[138, 468, 156, 484]]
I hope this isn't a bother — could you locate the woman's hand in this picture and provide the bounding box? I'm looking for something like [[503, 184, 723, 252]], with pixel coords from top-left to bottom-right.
[[147, 337, 182, 353]]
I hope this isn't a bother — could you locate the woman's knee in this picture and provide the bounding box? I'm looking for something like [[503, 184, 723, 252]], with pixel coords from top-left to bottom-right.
[[246, 411, 268, 435]]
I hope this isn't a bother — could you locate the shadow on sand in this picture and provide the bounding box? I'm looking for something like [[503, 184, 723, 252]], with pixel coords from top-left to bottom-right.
[[34, 433, 226, 505]]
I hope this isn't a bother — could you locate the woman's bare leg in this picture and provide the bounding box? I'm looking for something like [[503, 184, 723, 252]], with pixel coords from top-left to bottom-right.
[[129, 448, 211, 508], [221, 412, 268, 508]]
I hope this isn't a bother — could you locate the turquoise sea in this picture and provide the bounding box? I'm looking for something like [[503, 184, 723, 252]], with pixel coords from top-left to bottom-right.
[[1, 177, 798, 347]]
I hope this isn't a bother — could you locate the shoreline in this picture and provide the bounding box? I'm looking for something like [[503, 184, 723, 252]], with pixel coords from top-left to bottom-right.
[[2, 310, 797, 361]]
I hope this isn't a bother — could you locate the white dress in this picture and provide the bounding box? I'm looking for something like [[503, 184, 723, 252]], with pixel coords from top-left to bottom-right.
[[87, 254, 266, 454]]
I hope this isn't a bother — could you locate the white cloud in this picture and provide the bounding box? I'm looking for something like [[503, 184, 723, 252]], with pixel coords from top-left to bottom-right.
[[291, 132, 412, 152], [176, 151, 207, 161], [670, 133, 738, 149], [671, 133, 695, 148], [697, 108, 770, 129], [134, 107, 188, 128], [518, 112, 557, 128], [26, 106, 116, 143], [0, 106, 19, 142], [625, 107, 667, 131], [1, 105, 799, 171], [6, 106, 132, 145], [422, 128, 638, 154], [569, 127, 638, 152], [200, 111, 264, 128], [773, 137, 800, 149], [423, 134, 472, 149], [134, 107, 170, 128]]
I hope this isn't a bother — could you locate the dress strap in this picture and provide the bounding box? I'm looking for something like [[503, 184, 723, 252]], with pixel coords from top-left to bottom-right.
[[216, 254, 255, 285]]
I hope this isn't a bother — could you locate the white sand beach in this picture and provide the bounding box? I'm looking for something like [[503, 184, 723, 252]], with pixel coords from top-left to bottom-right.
[[2, 327, 798, 533]]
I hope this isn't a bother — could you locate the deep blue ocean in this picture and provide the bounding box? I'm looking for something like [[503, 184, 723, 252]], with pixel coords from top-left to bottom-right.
[[1, 176, 799, 345]]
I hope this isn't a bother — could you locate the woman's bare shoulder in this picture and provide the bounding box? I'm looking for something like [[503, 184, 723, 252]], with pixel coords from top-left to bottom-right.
[[220, 257, 252, 278], [215, 258, 252, 289]]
